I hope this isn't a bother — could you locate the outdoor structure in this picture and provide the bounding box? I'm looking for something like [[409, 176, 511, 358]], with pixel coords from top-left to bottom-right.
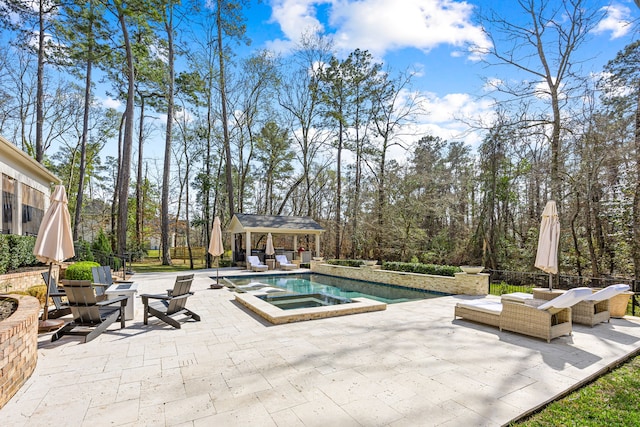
[[228, 214, 325, 265], [0, 135, 60, 236]]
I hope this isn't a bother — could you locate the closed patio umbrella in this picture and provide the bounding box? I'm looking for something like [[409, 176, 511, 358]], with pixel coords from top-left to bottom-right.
[[32, 185, 75, 332], [265, 232, 275, 269], [208, 216, 224, 288], [265, 233, 275, 258], [534, 200, 560, 291]]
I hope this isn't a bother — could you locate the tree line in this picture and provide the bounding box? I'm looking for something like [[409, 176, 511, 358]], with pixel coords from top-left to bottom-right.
[[0, 0, 638, 280]]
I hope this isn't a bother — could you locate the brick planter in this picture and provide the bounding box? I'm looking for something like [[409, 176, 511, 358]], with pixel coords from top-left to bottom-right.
[[0, 294, 39, 409]]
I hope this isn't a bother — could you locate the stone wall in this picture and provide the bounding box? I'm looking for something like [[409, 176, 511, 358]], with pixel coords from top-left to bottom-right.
[[0, 269, 50, 293], [310, 262, 489, 295], [0, 294, 39, 409]]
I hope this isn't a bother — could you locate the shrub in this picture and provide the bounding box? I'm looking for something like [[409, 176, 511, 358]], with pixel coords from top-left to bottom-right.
[[65, 261, 100, 280], [74, 239, 95, 262], [382, 261, 461, 277], [13, 285, 47, 306], [0, 234, 38, 273], [327, 259, 365, 268], [0, 235, 9, 274], [8, 235, 37, 271]]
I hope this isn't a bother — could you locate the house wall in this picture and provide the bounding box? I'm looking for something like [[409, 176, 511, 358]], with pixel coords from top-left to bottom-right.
[[0, 135, 59, 236]]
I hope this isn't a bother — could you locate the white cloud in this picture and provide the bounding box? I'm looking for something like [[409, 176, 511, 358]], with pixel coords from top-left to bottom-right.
[[268, 0, 491, 60], [593, 4, 633, 39], [101, 97, 122, 110]]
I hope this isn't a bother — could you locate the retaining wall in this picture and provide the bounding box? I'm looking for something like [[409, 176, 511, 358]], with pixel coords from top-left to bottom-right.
[[310, 262, 489, 295], [0, 294, 39, 409], [0, 269, 49, 293]]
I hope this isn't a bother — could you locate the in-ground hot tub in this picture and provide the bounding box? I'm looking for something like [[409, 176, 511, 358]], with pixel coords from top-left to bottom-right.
[[235, 290, 386, 324], [257, 292, 352, 310]]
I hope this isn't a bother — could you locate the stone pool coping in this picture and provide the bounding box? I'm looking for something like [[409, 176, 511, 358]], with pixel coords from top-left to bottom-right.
[[235, 292, 386, 324]]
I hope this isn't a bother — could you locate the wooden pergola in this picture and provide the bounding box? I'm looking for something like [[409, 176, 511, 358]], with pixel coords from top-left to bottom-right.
[[227, 214, 325, 264]]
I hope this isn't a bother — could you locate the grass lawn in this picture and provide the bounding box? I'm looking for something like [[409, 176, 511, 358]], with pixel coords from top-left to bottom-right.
[[514, 355, 640, 426], [130, 257, 206, 273]]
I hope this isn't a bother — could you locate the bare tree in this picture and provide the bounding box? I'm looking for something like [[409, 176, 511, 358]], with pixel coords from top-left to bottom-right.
[[480, 0, 603, 205]]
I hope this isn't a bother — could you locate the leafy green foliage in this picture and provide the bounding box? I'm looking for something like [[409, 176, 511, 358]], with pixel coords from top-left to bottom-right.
[[490, 282, 533, 296], [327, 259, 365, 267], [382, 261, 461, 277], [7, 235, 37, 271], [74, 240, 95, 262], [0, 235, 38, 274], [65, 261, 100, 280], [0, 235, 9, 274]]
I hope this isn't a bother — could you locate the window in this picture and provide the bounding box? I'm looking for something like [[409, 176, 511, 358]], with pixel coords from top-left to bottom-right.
[[2, 174, 15, 234], [22, 184, 45, 236]]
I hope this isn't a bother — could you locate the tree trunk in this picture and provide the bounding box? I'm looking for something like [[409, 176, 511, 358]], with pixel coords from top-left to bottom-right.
[[216, 0, 235, 220], [161, 7, 175, 266], [136, 96, 145, 253], [35, 0, 45, 163], [334, 121, 343, 259], [73, 27, 93, 239], [116, 8, 136, 257]]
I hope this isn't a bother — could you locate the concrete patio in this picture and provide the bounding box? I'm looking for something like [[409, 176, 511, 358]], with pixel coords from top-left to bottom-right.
[[1, 268, 639, 426]]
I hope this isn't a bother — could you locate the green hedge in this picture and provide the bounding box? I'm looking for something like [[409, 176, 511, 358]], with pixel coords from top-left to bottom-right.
[[0, 235, 9, 274], [326, 259, 365, 268], [65, 261, 100, 280], [0, 234, 38, 274], [381, 261, 461, 277]]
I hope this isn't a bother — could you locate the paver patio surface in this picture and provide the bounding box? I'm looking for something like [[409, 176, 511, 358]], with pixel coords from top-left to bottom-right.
[[2, 269, 639, 426]]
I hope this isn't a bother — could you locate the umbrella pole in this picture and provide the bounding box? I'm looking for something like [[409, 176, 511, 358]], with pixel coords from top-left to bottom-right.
[[38, 263, 64, 332], [549, 273, 553, 292], [42, 263, 53, 321]]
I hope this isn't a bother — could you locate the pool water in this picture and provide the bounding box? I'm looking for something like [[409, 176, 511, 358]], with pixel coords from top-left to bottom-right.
[[226, 273, 447, 304]]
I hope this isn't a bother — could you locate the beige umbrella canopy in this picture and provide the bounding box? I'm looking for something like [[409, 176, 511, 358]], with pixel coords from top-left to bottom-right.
[[32, 185, 75, 330], [534, 200, 560, 290], [208, 216, 224, 288], [265, 233, 275, 257]]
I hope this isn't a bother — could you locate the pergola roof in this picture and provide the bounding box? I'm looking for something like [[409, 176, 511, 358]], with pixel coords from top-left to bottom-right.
[[228, 213, 325, 235]]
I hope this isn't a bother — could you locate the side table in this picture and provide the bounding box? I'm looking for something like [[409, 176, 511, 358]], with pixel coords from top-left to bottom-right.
[[106, 283, 138, 320]]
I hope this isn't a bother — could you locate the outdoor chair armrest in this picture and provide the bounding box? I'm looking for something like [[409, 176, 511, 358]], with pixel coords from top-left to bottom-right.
[[49, 291, 66, 297], [141, 293, 173, 302], [96, 295, 128, 307], [141, 292, 193, 302]]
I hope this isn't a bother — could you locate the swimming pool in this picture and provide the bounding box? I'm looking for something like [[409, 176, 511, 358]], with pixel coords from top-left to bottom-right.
[[226, 273, 448, 304]]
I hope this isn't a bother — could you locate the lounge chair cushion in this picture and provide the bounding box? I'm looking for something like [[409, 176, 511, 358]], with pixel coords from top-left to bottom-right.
[[455, 300, 503, 315], [537, 287, 592, 310], [501, 292, 533, 303], [585, 284, 630, 302]]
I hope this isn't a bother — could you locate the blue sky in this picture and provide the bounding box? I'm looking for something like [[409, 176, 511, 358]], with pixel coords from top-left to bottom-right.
[[98, 0, 639, 162], [237, 0, 638, 149]]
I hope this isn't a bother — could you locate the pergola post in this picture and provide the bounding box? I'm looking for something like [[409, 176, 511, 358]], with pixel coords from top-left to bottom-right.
[[293, 236, 298, 258], [315, 234, 320, 257], [245, 231, 251, 269]]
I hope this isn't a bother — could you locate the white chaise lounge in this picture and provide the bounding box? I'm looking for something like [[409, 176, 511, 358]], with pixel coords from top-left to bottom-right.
[[275, 255, 297, 271], [247, 255, 268, 272], [455, 287, 593, 342]]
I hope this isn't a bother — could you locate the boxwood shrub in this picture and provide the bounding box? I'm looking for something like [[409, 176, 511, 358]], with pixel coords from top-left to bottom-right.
[[381, 261, 461, 277], [326, 259, 365, 268], [65, 261, 100, 280]]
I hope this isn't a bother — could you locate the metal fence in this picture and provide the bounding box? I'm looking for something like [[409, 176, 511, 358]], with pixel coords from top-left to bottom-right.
[[487, 269, 639, 316]]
